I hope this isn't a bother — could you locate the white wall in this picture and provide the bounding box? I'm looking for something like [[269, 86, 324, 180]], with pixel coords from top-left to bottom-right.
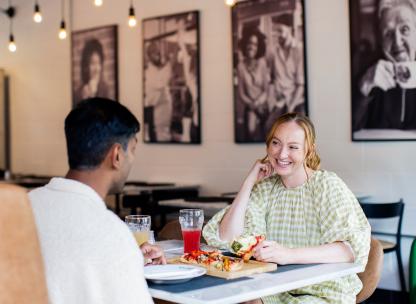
[[0, 0, 414, 291]]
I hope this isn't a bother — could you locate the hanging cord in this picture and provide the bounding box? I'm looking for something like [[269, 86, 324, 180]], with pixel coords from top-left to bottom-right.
[[8, 0, 13, 38], [61, 0, 65, 21]]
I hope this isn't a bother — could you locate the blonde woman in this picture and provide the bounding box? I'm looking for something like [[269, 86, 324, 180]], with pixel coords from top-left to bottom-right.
[[203, 113, 370, 304]]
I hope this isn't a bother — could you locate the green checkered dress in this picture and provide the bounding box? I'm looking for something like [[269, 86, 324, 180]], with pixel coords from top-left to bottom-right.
[[202, 170, 371, 304]]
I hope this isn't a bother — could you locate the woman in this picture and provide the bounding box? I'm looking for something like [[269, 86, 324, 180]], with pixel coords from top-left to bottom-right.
[[237, 25, 269, 142], [74, 39, 109, 105], [203, 113, 370, 303]]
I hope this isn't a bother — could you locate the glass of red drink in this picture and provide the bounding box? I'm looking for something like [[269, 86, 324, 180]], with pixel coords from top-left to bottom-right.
[[179, 209, 204, 253]]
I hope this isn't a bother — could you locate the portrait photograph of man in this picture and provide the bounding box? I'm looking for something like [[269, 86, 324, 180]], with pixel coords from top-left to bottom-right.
[[232, 0, 307, 143], [351, 0, 416, 140], [71, 25, 118, 107], [142, 11, 201, 144]]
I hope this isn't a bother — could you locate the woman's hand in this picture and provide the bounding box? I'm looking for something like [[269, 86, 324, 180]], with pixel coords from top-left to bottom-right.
[[245, 158, 276, 185], [359, 59, 395, 96], [253, 240, 293, 265]]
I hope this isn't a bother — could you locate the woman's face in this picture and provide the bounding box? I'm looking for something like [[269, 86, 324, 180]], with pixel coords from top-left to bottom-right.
[[245, 35, 258, 59], [381, 5, 416, 62], [89, 52, 102, 81], [267, 121, 307, 180]]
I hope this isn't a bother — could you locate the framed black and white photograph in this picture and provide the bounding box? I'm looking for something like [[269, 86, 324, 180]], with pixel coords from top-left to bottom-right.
[[71, 25, 118, 107], [143, 11, 201, 144], [350, 0, 416, 141], [232, 0, 308, 143]]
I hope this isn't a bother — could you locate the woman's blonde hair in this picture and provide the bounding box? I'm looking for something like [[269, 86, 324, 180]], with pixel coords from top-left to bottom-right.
[[265, 112, 320, 170]]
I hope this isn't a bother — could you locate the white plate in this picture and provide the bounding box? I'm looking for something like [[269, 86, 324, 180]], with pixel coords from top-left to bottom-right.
[[144, 264, 206, 284]]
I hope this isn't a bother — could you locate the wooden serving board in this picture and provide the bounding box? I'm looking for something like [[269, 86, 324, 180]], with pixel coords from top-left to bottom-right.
[[168, 257, 277, 279]]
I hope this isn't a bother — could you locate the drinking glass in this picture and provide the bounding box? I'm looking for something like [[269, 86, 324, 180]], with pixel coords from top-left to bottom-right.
[[179, 209, 204, 253], [148, 230, 156, 245], [125, 215, 151, 246]]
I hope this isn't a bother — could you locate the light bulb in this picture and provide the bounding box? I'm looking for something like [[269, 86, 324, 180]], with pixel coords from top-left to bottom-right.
[[128, 6, 137, 27], [8, 35, 16, 52], [33, 4, 42, 23], [59, 20, 67, 40], [34, 12, 42, 22], [59, 28, 67, 39], [94, 0, 103, 6], [225, 0, 236, 6], [128, 16, 137, 27]]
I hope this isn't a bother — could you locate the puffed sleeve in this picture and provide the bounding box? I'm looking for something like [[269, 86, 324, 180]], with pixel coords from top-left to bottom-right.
[[202, 183, 268, 249], [317, 173, 371, 267]]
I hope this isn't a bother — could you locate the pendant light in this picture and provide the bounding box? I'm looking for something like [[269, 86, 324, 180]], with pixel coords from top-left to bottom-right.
[[3, 1, 16, 52], [58, 0, 67, 40], [128, 0, 137, 27], [33, 0, 42, 23]]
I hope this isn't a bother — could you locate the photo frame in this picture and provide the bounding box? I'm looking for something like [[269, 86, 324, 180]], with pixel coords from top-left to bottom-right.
[[350, 0, 416, 141], [142, 11, 201, 144], [232, 0, 308, 143], [71, 25, 118, 107]]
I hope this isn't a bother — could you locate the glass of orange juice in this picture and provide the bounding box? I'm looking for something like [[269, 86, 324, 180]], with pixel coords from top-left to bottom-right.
[[125, 215, 151, 246]]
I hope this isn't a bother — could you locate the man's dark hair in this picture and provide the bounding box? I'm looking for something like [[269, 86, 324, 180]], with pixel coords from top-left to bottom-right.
[[65, 98, 140, 170], [272, 13, 293, 27], [81, 39, 104, 83]]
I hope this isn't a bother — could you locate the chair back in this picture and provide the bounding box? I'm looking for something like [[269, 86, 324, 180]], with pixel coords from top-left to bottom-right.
[[356, 238, 384, 303], [158, 219, 208, 241], [0, 184, 48, 304], [359, 200, 404, 243], [158, 219, 183, 241], [410, 238, 416, 304]]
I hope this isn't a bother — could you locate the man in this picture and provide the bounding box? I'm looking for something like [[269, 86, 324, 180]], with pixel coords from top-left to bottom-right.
[[353, 0, 416, 131], [144, 41, 173, 142], [29, 98, 165, 303], [267, 13, 305, 127]]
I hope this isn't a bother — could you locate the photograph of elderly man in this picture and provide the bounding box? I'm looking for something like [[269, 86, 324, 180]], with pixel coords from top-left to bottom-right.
[[351, 0, 416, 140]]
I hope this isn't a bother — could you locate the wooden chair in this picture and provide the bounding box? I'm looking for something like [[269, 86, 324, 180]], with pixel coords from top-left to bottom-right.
[[359, 200, 405, 291], [0, 184, 48, 304], [356, 238, 384, 303], [157, 219, 183, 241]]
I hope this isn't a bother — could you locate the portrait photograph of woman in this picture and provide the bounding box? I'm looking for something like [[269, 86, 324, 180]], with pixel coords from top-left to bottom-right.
[[232, 0, 308, 143], [350, 0, 416, 141], [71, 25, 118, 107]]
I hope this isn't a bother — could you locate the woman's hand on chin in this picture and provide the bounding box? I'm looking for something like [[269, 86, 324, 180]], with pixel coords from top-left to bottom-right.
[[245, 158, 276, 186]]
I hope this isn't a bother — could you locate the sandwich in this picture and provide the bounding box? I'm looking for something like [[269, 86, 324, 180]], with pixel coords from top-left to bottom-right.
[[230, 235, 265, 262]]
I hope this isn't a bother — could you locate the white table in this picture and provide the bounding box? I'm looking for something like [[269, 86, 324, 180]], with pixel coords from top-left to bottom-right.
[[151, 241, 364, 304]]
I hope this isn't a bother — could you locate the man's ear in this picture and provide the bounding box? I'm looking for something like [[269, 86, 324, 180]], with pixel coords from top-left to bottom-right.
[[109, 143, 123, 169]]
